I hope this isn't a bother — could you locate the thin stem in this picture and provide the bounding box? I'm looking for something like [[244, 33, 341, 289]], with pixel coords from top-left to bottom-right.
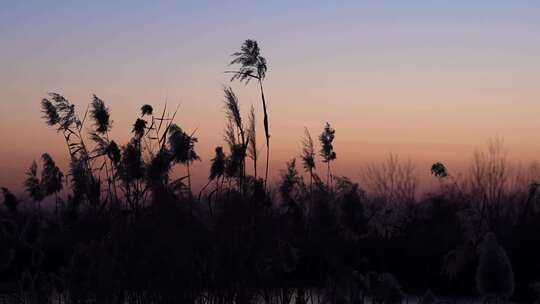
[[327, 162, 331, 190], [187, 162, 192, 197], [259, 81, 270, 192], [54, 192, 58, 219]]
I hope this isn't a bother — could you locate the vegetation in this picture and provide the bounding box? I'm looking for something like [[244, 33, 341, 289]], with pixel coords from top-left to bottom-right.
[[229, 39, 270, 190], [476, 232, 514, 302], [1, 40, 540, 303], [319, 122, 336, 189]]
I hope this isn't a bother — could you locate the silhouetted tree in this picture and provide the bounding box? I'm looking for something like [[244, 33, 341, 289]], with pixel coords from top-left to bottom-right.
[[229, 39, 270, 190], [319, 122, 336, 188], [361, 153, 418, 207]]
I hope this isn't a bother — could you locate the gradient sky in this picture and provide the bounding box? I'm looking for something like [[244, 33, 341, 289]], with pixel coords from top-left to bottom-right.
[[1, 1, 540, 194]]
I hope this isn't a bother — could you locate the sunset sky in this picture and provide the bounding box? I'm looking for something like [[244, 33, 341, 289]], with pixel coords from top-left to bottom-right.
[[1, 1, 540, 194]]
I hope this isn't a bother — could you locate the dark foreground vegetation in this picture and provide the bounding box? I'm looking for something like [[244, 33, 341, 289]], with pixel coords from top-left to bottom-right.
[[1, 40, 540, 304]]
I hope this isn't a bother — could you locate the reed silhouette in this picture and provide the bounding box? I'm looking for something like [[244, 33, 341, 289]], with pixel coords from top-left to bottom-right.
[[319, 122, 336, 189], [301, 127, 316, 203], [2, 40, 540, 304], [229, 39, 270, 191]]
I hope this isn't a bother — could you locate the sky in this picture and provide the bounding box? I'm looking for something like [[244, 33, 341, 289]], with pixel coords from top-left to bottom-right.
[[1, 0, 540, 194]]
